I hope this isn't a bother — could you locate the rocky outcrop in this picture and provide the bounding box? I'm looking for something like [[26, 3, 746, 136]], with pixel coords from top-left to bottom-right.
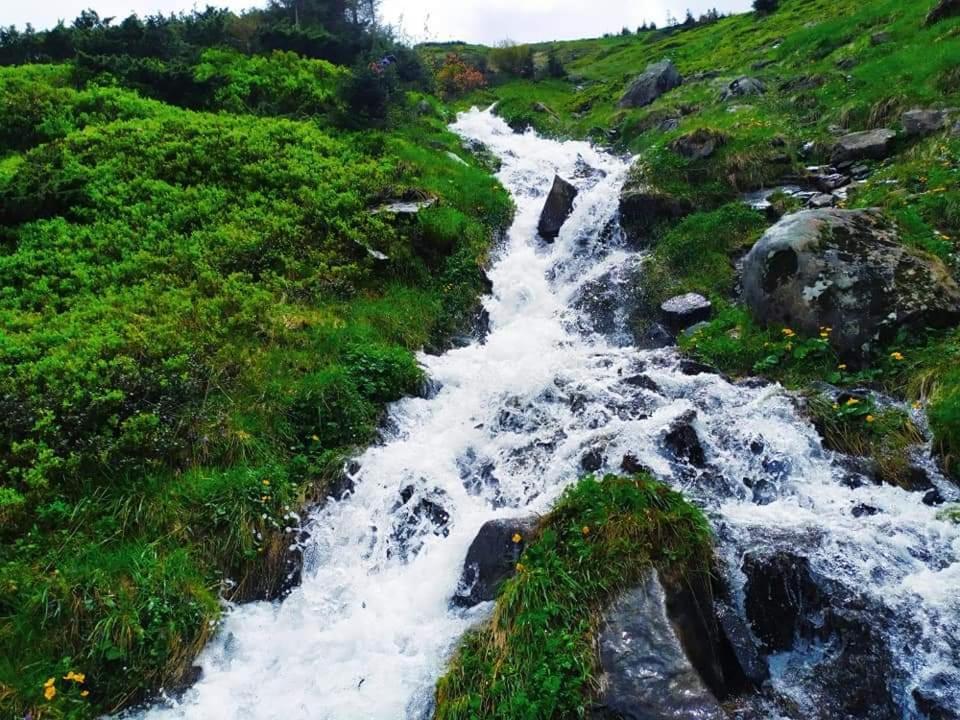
[[719, 76, 766, 101], [661, 293, 712, 332], [538, 175, 578, 241], [926, 0, 960, 25], [741, 208, 960, 359], [664, 410, 707, 467], [902, 108, 955, 137], [740, 550, 899, 719], [830, 129, 896, 163], [593, 570, 738, 720], [619, 169, 692, 246], [618, 60, 683, 109], [452, 517, 538, 607], [669, 128, 730, 160]]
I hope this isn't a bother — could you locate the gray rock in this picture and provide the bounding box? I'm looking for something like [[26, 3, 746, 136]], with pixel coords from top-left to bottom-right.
[[807, 193, 837, 209], [594, 571, 725, 720], [661, 293, 713, 332], [811, 171, 850, 192], [538, 175, 579, 241], [720, 76, 766, 101], [870, 32, 892, 45], [742, 209, 960, 358], [637, 322, 676, 350], [902, 108, 955, 137], [926, 0, 960, 25], [830, 129, 896, 163], [452, 517, 539, 607], [372, 197, 437, 215], [664, 410, 707, 467], [619, 168, 693, 246], [669, 128, 730, 160], [618, 60, 683, 109]]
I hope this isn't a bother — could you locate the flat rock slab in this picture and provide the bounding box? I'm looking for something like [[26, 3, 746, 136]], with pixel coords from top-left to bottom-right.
[[831, 129, 896, 164], [595, 571, 725, 720], [902, 108, 955, 137]]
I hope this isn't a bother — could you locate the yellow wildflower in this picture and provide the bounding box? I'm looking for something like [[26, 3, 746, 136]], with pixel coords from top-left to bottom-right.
[[866, 415, 875, 423], [515, 563, 525, 572], [44, 678, 56, 688], [311, 435, 320, 442], [890, 352, 905, 362], [820, 332, 830, 339], [846, 398, 860, 406], [81, 690, 90, 698], [838, 364, 848, 371], [262, 479, 270, 486], [44, 684, 56, 701], [913, 401, 923, 411], [511, 533, 523, 544], [63, 671, 85, 683], [582, 526, 591, 536]]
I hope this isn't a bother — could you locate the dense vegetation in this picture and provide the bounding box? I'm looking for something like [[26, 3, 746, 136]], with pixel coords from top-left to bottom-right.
[[434, 474, 713, 720], [0, 7, 512, 718], [452, 0, 960, 480]]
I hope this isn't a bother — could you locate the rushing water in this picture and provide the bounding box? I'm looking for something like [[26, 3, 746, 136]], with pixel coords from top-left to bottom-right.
[[135, 108, 960, 720]]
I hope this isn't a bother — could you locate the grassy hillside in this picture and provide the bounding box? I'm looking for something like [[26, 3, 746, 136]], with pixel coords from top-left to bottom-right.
[[0, 52, 510, 717], [455, 0, 960, 481]]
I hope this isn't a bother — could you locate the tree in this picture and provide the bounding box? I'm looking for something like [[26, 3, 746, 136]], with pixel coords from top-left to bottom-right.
[[753, 0, 779, 13], [683, 10, 696, 27]]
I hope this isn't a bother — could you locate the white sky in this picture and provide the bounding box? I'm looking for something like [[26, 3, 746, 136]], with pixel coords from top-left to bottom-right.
[[3, 0, 754, 43]]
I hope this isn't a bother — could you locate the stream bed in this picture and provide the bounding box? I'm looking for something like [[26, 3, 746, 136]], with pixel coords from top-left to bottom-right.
[[134, 107, 960, 720]]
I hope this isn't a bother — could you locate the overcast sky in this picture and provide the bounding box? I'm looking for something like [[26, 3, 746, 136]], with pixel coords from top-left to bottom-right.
[[3, 0, 754, 43]]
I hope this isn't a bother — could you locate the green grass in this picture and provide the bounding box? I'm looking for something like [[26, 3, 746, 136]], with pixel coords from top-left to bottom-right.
[[0, 58, 512, 718], [434, 473, 713, 720]]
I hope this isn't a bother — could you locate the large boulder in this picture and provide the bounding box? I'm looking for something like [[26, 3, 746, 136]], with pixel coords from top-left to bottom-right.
[[538, 175, 578, 241], [452, 517, 538, 607], [719, 76, 766, 101], [742, 209, 960, 359], [618, 60, 683, 109], [926, 0, 960, 25], [902, 108, 955, 137], [830, 129, 896, 163], [619, 168, 693, 247], [593, 570, 731, 720]]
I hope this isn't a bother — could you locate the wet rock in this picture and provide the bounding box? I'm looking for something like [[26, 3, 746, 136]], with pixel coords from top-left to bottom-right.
[[392, 485, 451, 557], [624, 374, 661, 393], [678, 359, 717, 376], [751, 479, 778, 505], [741, 209, 960, 359], [830, 129, 896, 164], [926, 0, 960, 25], [669, 128, 730, 160], [852, 503, 880, 518], [664, 411, 706, 467], [453, 517, 539, 607], [619, 170, 693, 246], [923, 488, 946, 506], [851, 164, 872, 180], [720, 76, 766, 102], [593, 571, 726, 720], [913, 674, 960, 720], [742, 551, 824, 652], [637, 322, 676, 350], [618, 60, 683, 109], [902, 108, 955, 137], [538, 175, 579, 241], [661, 293, 713, 332], [581, 447, 605, 473], [620, 453, 650, 475]]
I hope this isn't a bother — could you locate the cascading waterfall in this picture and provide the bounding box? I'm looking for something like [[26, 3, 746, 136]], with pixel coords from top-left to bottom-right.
[[134, 107, 959, 720]]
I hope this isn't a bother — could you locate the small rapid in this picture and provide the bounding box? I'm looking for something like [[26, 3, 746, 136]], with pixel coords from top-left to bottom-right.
[[135, 108, 960, 720]]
